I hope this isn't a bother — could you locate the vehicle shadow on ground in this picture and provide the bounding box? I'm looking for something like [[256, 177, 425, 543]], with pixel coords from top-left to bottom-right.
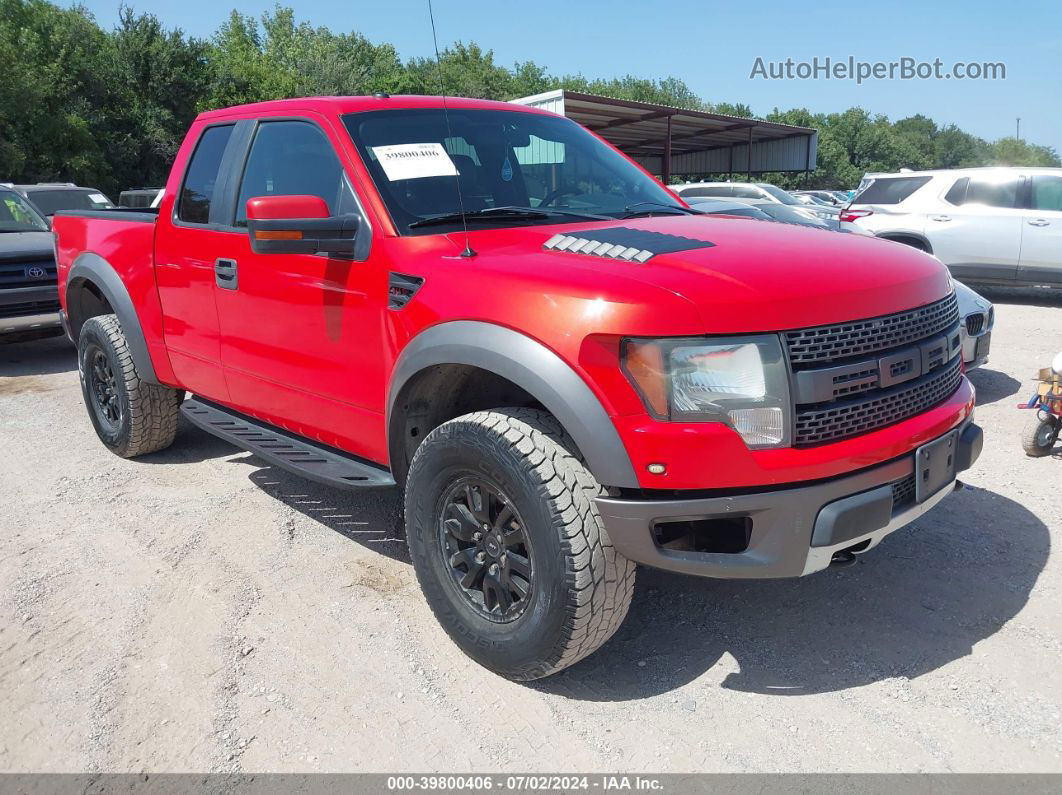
[[232, 454, 410, 563], [535, 485, 1048, 701], [134, 418, 1051, 701], [0, 335, 76, 377], [967, 367, 1023, 405]]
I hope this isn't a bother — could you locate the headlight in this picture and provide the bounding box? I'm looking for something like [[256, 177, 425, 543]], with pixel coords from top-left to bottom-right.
[[622, 335, 791, 448]]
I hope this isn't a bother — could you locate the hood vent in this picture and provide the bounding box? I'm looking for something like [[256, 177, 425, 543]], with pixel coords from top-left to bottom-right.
[[543, 226, 715, 262]]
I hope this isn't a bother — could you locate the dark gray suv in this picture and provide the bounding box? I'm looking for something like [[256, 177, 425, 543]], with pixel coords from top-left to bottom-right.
[[10, 183, 115, 217], [0, 187, 62, 342]]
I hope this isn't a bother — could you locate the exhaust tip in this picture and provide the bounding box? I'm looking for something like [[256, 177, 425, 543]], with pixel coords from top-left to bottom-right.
[[829, 550, 858, 568]]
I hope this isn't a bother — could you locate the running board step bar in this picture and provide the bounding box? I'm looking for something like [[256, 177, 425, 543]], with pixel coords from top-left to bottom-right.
[[180, 398, 395, 489]]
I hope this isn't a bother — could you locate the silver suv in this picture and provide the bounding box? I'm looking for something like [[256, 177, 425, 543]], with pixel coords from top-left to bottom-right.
[[673, 181, 838, 222], [846, 167, 1062, 287]]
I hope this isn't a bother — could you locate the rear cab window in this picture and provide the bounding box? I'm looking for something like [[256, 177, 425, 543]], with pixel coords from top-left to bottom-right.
[[177, 124, 235, 224], [732, 185, 765, 199], [853, 176, 931, 205], [679, 186, 732, 198]]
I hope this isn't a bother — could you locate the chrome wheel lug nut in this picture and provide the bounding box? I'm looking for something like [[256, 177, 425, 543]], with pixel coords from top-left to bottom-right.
[[473, 531, 482, 541], [476, 551, 486, 563], [489, 563, 499, 575]]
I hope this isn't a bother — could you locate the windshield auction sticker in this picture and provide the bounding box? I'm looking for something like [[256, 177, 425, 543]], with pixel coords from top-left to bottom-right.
[[372, 143, 459, 181]]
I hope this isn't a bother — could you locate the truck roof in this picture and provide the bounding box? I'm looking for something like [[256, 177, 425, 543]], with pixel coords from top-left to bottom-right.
[[196, 94, 554, 122]]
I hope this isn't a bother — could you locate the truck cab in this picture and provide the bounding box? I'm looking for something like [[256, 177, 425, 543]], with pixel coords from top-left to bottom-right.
[[52, 96, 981, 681]]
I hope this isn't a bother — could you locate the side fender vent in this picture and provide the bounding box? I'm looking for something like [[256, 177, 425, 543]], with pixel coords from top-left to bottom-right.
[[388, 272, 424, 310], [542, 226, 715, 262]]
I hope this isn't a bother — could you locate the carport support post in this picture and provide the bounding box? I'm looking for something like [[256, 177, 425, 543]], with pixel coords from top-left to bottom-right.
[[746, 126, 753, 181], [804, 135, 812, 187], [662, 114, 672, 185]]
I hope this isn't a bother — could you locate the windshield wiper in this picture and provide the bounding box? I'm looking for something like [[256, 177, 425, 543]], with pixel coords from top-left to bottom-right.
[[620, 201, 703, 218], [408, 205, 610, 229]]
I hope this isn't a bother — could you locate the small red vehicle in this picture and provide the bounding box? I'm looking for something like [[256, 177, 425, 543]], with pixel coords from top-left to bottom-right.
[[53, 96, 981, 679], [1019, 354, 1062, 456]]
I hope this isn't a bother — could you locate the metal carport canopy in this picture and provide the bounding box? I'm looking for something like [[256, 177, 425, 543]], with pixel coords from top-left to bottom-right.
[[511, 89, 817, 182]]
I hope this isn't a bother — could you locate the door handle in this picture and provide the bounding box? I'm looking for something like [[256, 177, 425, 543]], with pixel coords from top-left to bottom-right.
[[1027, 218, 1050, 227], [215, 258, 238, 290], [929, 215, 952, 222]]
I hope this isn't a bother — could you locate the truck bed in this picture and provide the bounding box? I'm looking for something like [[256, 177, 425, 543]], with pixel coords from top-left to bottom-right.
[[52, 206, 171, 380]]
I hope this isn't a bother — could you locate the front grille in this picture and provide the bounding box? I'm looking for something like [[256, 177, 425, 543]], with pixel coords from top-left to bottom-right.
[[965, 313, 985, 335], [0, 259, 57, 289], [794, 357, 962, 445], [0, 299, 60, 320], [891, 475, 916, 511], [785, 293, 959, 366]]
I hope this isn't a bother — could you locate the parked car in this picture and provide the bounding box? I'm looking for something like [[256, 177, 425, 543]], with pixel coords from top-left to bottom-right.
[[793, 192, 836, 208], [698, 197, 870, 235], [0, 186, 62, 342], [846, 167, 1062, 287], [673, 181, 838, 223], [119, 188, 164, 209], [683, 198, 776, 221], [953, 281, 994, 369], [795, 190, 845, 206], [688, 197, 833, 230], [53, 95, 981, 681], [7, 183, 115, 217]]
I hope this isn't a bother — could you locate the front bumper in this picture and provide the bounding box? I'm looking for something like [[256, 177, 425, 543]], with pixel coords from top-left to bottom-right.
[[0, 285, 62, 335], [595, 421, 982, 579]]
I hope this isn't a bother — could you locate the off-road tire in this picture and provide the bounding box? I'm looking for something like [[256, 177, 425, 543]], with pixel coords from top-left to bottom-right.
[[1021, 415, 1059, 457], [405, 408, 636, 681], [78, 314, 182, 458]]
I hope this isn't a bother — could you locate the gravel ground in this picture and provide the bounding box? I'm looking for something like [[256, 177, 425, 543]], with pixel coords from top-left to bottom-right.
[[1, 289, 1060, 774]]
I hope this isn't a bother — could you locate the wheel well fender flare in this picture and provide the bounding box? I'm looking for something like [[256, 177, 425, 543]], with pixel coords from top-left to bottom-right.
[[387, 321, 639, 489], [67, 253, 158, 384]]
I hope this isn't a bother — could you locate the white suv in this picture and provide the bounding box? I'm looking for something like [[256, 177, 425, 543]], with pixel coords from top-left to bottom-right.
[[846, 167, 1062, 287]]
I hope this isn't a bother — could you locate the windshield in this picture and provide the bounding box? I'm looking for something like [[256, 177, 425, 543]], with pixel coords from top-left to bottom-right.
[[756, 184, 801, 206], [27, 188, 114, 215], [0, 189, 50, 232], [342, 108, 679, 234]]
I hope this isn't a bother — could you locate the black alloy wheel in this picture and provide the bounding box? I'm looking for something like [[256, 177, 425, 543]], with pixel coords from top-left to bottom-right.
[[87, 345, 122, 431], [438, 477, 534, 622]]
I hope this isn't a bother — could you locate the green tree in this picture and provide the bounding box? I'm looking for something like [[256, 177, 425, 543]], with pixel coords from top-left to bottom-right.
[[987, 137, 1061, 167], [0, 0, 108, 185]]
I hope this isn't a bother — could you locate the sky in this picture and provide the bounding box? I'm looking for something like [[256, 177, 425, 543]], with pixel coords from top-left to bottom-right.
[[68, 0, 1062, 153]]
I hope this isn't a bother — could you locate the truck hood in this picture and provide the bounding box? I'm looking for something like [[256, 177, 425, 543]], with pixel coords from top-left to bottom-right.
[[0, 231, 54, 261], [452, 215, 953, 334]]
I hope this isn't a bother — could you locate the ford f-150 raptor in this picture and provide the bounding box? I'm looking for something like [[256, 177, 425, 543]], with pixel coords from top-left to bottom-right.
[[52, 95, 982, 681]]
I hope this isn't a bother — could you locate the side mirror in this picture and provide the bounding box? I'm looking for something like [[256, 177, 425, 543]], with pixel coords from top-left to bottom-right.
[[246, 195, 359, 256]]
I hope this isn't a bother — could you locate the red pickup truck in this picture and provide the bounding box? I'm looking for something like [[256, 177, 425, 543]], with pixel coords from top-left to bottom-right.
[[53, 95, 982, 680]]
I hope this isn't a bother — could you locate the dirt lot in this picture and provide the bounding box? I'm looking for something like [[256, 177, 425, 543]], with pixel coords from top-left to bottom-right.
[[1, 289, 1060, 774]]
